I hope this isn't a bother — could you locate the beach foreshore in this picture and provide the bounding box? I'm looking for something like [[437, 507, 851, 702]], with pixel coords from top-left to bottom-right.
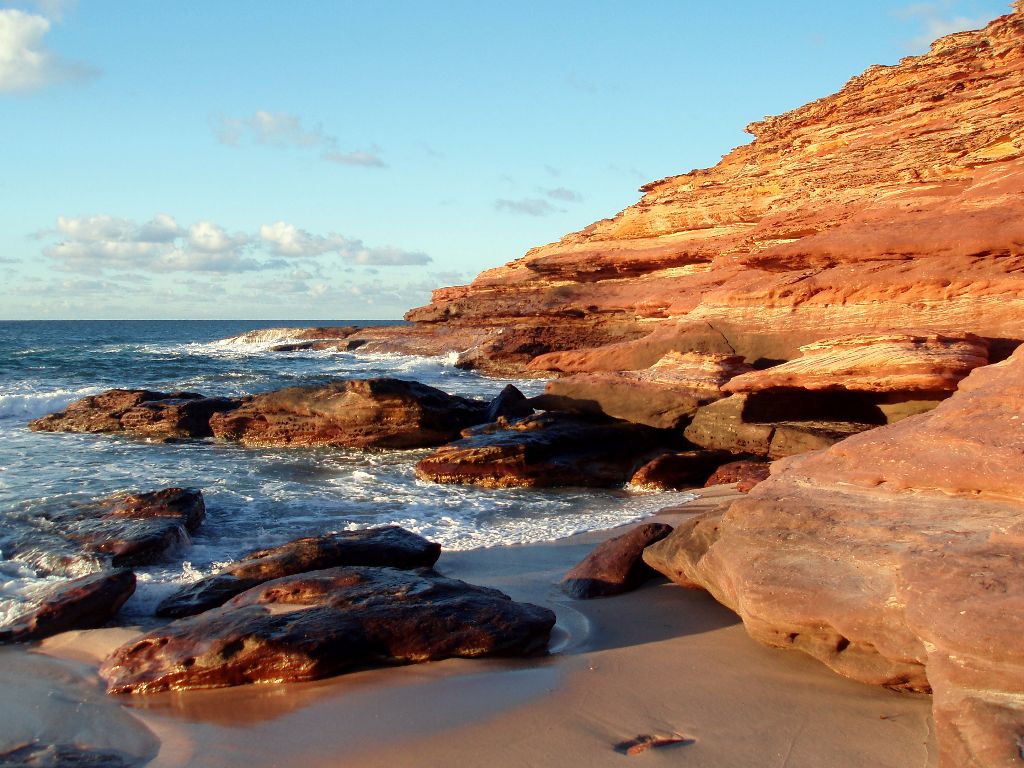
[[3, 485, 935, 768]]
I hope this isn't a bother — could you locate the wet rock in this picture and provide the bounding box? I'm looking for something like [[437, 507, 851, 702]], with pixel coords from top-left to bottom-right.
[[208, 378, 489, 449], [6, 488, 205, 575], [629, 450, 736, 490], [703, 460, 771, 492], [29, 389, 241, 440], [102, 567, 556, 694], [486, 384, 534, 422], [644, 345, 1024, 767], [561, 523, 673, 598], [156, 526, 441, 618], [415, 412, 681, 488], [0, 570, 136, 643], [544, 352, 751, 429]]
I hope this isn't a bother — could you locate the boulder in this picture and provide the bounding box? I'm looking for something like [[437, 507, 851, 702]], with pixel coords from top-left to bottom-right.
[[6, 488, 205, 575], [29, 389, 241, 440], [486, 384, 534, 422], [208, 378, 489, 449], [415, 413, 681, 488], [156, 526, 441, 618], [101, 566, 556, 694], [629, 450, 736, 490], [561, 522, 674, 598], [644, 346, 1024, 767], [544, 352, 752, 429], [703, 460, 771, 492], [0, 570, 136, 643]]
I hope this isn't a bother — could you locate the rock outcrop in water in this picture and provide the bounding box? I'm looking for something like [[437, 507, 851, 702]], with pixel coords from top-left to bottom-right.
[[337, 8, 1024, 376], [156, 526, 441, 618], [6, 488, 205, 575], [29, 389, 241, 441], [0, 570, 136, 643], [643, 345, 1024, 768], [102, 566, 556, 694]]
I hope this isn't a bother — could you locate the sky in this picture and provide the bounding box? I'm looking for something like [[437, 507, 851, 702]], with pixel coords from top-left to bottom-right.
[[0, 0, 1014, 320]]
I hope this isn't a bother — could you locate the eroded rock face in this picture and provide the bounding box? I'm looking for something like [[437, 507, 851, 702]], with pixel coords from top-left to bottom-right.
[[208, 378, 489, 449], [561, 523, 673, 598], [156, 526, 441, 618], [545, 352, 751, 429], [415, 413, 681, 488], [5, 488, 205, 575], [383, 10, 1024, 375], [723, 331, 989, 395], [102, 567, 556, 694], [644, 347, 1024, 767], [29, 390, 241, 440], [0, 570, 136, 643], [703, 460, 771, 492]]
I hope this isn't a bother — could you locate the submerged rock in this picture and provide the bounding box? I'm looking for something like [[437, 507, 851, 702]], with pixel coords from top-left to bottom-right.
[[644, 346, 1024, 767], [6, 488, 205, 575], [0, 570, 136, 643], [29, 389, 241, 441], [415, 412, 681, 488], [561, 522, 673, 599], [102, 566, 556, 694], [156, 526, 441, 618], [208, 378, 489, 449]]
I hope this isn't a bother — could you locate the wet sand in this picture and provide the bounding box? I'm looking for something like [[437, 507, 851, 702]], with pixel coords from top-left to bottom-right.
[[4, 486, 936, 767]]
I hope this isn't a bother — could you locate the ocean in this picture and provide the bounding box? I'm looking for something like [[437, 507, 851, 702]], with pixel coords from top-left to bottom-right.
[[0, 320, 689, 626]]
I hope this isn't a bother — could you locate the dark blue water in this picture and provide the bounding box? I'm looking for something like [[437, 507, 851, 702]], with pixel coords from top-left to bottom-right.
[[0, 320, 688, 624]]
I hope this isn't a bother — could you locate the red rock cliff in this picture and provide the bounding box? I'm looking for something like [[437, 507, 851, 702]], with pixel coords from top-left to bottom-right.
[[400, 7, 1024, 374]]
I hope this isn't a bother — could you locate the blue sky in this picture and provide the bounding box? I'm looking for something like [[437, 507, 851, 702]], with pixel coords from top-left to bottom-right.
[[0, 0, 1013, 320]]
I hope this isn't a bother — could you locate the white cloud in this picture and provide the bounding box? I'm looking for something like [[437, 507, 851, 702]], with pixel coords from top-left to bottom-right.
[[214, 110, 386, 168], [42, 214, 431, 274], [0, 8, 93, 92], [494, 197, 560, 216], [896, 2, 991, 51]]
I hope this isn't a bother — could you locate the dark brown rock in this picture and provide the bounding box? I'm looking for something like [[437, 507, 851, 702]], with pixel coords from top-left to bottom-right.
[[208, 378, 489, 449], [6, 488, 205, 575], [102, 567, 556, 694], [0, 570, 136, 643], [703, 460, 771, 492], [29, 389, 241, 441], [415, 413, 682, 488], [486, 384, 534, 422], [561, 523, 674, 598], [156, 526, 441, 618], [629, 450, 736, 490]]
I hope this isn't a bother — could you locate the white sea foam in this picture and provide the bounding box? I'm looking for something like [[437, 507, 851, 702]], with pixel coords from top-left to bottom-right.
[[0, 386, 102, 421]]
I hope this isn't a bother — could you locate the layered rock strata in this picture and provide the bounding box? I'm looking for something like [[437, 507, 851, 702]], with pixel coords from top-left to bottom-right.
[[156, 526, 441, 618], [643, 345, 1024, 767], [544, 351, 751, 429], [102, 567, 556, 693], [381, 8, 1024, 375]]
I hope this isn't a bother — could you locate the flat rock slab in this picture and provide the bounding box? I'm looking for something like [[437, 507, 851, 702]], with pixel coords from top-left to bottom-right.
[[562, 522, 673, 598], [0, 570, 136, 643], [208, 378, 489, 449], [5, 488, 205, 575], [102, 566, 557, 694], [29, 389, 241, 441], [156, 526, 441, 618], [416, 412, 682, 488]]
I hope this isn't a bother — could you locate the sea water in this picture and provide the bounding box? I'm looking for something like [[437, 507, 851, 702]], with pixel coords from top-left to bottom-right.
[[0, 320, 691, 624]]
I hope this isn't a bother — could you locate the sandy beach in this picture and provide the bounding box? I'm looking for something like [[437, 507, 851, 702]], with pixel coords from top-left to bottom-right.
[[1, 485, 936, 768]]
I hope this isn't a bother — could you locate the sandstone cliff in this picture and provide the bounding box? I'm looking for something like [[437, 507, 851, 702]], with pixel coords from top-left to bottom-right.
[[378, 6, 1024, 375]]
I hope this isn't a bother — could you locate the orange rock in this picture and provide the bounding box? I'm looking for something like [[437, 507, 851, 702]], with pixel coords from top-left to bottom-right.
[[724, 331, 989, 395], [644, 346, 1024, 767]]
